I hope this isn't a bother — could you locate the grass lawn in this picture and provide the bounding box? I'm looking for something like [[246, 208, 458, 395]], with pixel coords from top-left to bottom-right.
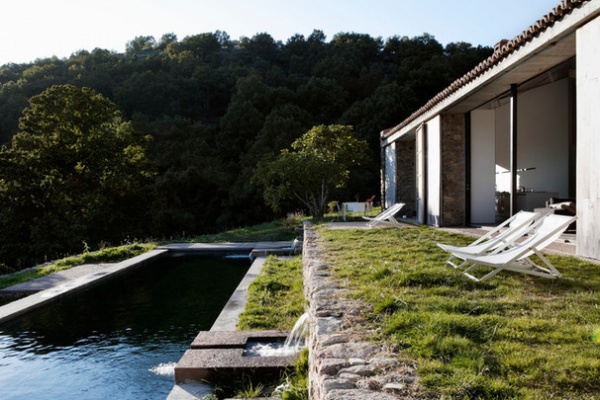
[[188, 219, 300, 243], [316, 224, 600, 400], [237, 256, 305, 331]]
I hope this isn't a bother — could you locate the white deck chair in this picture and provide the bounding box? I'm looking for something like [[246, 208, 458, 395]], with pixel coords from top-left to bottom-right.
[[437, 211, 539, 269], [362, 203, 405, 227], [458, 214, 576, 282]]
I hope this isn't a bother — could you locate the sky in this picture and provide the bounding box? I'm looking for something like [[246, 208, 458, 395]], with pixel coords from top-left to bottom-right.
[[1, 0, 561, 66]]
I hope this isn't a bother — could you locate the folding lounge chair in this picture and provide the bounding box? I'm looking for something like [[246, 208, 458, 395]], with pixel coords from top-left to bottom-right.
[[437, 211, 539, 269], [458, 214, 576, 282], [362, 203, 405, 227]]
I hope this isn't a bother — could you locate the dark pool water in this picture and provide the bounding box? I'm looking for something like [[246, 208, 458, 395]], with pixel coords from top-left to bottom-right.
[[0, 253, 250, 400]]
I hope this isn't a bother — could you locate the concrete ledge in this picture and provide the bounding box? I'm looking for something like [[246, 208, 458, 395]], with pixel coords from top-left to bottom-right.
[[160, 241, 293, 253], [176, 348, 295, 383], [175, 330, 294, 383], [210, 256, 266, 331], [192, 330, 289, 349], [166, 383, 214, 400]]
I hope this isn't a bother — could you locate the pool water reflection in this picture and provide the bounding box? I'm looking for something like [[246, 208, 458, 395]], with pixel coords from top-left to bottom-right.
[[0, 253, 250, 400]]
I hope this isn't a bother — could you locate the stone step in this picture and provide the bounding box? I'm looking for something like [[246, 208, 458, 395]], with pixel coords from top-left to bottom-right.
[[174, 330, 296, 384]]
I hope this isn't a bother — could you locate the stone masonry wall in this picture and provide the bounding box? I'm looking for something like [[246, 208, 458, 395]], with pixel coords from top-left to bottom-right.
[[441, 113, 466, 226], [302, 222, 418, 400]]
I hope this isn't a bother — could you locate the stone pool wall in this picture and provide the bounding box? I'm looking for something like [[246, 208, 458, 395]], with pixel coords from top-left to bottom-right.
[[302, 222, 418, 400]]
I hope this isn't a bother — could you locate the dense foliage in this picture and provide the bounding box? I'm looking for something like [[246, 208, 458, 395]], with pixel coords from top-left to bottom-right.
[[0, 30, 492, 268], [0, 85, 155, 267]]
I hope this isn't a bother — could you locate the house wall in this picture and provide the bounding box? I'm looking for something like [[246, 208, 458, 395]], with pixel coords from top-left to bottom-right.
[[426, 116, 442, 226], [577, 15, 600, 259], [441, 114, 466, 226], [383, 143, 397, 208], [494, 80, 570, 198], [416, 125, 426, 224], [471, 110, 496, 224], [396, 140, 416, 217]]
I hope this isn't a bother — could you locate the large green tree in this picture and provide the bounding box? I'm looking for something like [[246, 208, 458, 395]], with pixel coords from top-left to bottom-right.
[[0, 85, 155, 267], [253, 125, 368, 220]]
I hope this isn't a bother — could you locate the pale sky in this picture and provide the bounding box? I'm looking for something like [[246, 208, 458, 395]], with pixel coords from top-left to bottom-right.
[[1, 0, 560, 66]]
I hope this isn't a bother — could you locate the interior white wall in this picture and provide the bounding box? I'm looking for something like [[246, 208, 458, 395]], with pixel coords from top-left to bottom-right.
[[494, 79, 569, 196], [426, 116, 441, 226], [517, 79, 569, 196], [495, 103, 511, 192], [416, 126, 425, 224], [577, 15, 600, 259], [471, 110, 496, 224], [384, 143, 396, 208]]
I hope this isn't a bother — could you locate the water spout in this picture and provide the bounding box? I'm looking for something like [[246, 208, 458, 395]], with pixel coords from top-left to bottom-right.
[[283, 312, 309, 351], [244, 313, 309, 357]]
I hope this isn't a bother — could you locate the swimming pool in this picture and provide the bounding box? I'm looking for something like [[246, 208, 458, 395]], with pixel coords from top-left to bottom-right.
[[0, 253, 251, 400]]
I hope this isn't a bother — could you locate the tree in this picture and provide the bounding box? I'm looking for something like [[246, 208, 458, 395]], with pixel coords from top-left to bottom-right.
[[253, 125, 368, 220], [0, 85, 155, 267]]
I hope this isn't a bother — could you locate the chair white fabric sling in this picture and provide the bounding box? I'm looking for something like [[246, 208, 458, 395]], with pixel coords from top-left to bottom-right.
[[458, 214, 576, 282], [437, 211, 539, 269], [362, 203, 405, 227]]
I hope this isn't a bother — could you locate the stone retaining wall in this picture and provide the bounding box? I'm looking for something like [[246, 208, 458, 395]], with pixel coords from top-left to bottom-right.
[[302, 222, 418, 400]]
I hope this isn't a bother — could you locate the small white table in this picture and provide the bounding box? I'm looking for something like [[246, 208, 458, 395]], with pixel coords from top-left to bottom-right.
[[342, 202, 366, 221]]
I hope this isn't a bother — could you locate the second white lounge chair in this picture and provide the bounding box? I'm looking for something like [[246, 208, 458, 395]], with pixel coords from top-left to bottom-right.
[[437, 210, 539, 269], [458, 214, 576, 282], [362, 203, 405, 227]]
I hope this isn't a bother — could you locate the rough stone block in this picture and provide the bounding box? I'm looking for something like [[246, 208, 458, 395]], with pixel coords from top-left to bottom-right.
[[322, 378, 355, 391], [324, 389, 399, 400], [319, 358, 348, 375], [338, 364, 375, 377]]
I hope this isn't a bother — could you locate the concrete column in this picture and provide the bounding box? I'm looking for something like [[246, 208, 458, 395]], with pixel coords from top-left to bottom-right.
[[576, 16, 600, 259]]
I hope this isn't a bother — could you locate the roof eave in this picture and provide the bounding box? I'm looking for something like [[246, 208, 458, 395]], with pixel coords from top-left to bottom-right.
[[381, 0, 600, 144]]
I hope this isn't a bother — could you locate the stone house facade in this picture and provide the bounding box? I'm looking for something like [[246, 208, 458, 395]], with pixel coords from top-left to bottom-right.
[[381, 0, 600, 260]]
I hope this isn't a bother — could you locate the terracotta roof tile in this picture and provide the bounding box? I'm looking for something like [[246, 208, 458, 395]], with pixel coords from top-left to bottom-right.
[[382, 0, 590, 139]]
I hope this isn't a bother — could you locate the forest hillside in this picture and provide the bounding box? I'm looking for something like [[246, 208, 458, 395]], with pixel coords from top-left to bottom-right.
[[0, 30, 492, 268]]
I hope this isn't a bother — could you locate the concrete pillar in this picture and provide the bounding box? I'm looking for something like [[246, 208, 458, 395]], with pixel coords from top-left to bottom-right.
[[576, 16, 600, 259]]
